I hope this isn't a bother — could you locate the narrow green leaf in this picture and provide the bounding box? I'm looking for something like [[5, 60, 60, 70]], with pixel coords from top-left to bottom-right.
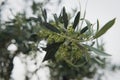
[[42, 42, 64, 61], [43, 23, 60, 33], [94, 18, 116, 39], [91, 41, 95, 46], [63, 7, 68, 29], [73, 11, 80, 29], [42, 9, 47, 22], [97, 19, 99, 32], [59, 12, 63, 23], [94, 57, 104, 64], [80, 26, 88, 34], [84, 44, 111, 56], [32, 1, 37, 14], [53, 14, 58, 26]]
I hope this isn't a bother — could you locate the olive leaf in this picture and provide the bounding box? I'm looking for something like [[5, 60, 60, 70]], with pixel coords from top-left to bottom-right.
[[94, 18, 116, 39], [94, 57, 104, 64], [43, 41, 64, 61], [43, 23, 60, 33], [73, 11, 80, 29], [84, 44, 111, 56], [63, 7, 68, 29], [53, 14, 59, 26], [42, 9, 47, 22], [97, 19, 99, 32], [80, 26, 88, 34]]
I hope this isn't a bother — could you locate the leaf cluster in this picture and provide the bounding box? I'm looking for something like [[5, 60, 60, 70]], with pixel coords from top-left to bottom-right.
[[37, 7, 115, 80], [38, 7, 115, 63], [0, 1, 116, 79]]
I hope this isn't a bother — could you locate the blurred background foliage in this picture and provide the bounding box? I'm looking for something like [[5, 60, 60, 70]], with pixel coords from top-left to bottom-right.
[[0, 0, 119, 80]]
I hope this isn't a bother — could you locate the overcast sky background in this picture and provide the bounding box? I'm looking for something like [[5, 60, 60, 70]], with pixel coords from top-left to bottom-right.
[[1, 0, 120, 80]]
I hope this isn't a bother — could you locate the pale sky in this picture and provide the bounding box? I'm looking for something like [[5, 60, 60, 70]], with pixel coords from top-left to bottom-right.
[[1, 0, 120, 80]]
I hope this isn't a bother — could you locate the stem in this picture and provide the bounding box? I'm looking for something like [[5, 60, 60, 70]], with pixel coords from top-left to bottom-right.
[[56, 33, 93, 44]]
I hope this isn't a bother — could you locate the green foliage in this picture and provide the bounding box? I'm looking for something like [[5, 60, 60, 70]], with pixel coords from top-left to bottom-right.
[[43, 41, 64, 61], [43, 23, 60, 33], [36, 6, 115, 80], [94, 18, 116, 38], [62, 7, 69, 29], [84, 44, 111, 56], [73, 11, 80, 29], [80, 26, 88, 34], [0, 0, 116, 80], [39, 7, 114, 63]]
